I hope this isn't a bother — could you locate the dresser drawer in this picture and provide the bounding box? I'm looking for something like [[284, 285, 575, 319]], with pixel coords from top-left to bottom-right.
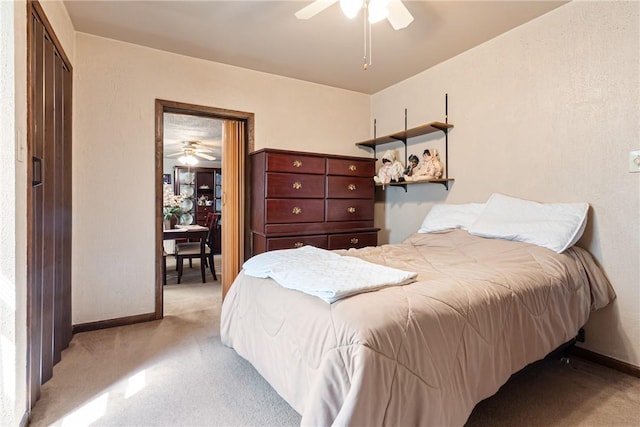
[[326, 158, 375, 177], [326, 199, 374, 222], [266, 152, 326, 174], [326, 176, 374, 199], [328, 231, 378, 250], [265, 199, 325, 224], [266, 173, 325, 198], [196, 213, 208, 224], [266, 235, 328, 251]]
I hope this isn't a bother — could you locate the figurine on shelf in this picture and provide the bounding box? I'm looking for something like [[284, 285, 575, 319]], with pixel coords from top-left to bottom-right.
[[405, 148, 444, 182], [403, 154, 420, 177], [373, 150, 405, 188], [198, 195, 207, 206]]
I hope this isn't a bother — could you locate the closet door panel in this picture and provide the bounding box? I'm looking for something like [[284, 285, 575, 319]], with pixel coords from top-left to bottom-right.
[[60, 63, 73, 354], [29, 12, 45, 404], [53, 53, 71, 364], [40, 32, 57, 383]]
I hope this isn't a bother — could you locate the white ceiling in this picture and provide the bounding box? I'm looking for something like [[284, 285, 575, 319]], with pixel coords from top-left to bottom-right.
[[62, 0, 568, 95], [63, 1, 567, 161], [163, 113, 223, 162]]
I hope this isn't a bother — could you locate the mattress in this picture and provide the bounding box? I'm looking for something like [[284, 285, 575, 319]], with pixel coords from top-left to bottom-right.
[[220, 230, 615, 426]]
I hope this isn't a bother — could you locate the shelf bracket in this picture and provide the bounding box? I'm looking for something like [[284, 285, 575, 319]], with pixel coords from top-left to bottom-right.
[[444, 93, 449, 183], [403, 108, 408, 165], [376, 182, 408, 192]]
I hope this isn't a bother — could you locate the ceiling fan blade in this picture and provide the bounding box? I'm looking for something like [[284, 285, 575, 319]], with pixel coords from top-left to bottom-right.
[[166, 152, 182, 157], [196, 141, 217, 147], [387, 0, 413, 30], [295, 0, 338, 20], [195, 152, 216, 161]]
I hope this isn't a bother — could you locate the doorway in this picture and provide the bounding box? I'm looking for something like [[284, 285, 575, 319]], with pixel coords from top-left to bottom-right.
[[154, 100, 254, 318]]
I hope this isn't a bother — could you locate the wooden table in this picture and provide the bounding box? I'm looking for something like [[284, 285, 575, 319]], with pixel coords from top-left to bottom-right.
[[163, 225, 209, 283]]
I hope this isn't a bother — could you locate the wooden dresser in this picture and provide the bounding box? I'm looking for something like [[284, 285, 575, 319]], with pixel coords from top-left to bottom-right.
[[250, 148, 379, 255]]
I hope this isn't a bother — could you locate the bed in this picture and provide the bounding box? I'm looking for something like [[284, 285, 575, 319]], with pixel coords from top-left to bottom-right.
[[221, 195, 615, 426]]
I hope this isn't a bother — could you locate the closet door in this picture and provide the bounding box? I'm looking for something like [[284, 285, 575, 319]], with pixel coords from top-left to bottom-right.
[[29, 6, 45, 403], [28, 1, 72, 405]]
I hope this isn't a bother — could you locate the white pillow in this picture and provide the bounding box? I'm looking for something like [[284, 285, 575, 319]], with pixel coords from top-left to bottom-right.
[[418, 203, 486, 233], [468, 193, 588, 253]]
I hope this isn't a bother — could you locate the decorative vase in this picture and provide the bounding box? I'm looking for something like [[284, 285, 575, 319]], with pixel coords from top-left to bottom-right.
[[164, 215, 179, 230]]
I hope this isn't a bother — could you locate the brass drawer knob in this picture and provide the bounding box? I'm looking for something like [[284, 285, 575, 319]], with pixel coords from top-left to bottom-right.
[[293, 160, 302, 168], [293, 182, 302, 190], [349, 164, 357, 171], [292, 207, 302, 215], [347, 207, 356, 214], [294, 242, 304, 248], [348, 184, 356, 191], [350, 238, 359, 244]]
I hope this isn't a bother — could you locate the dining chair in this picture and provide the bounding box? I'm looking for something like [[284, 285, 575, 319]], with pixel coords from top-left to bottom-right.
[[175, 212, 216, 269], [175, 213, 218, 283]]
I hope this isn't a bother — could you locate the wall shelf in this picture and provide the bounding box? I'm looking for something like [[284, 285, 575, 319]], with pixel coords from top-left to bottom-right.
[[375, 178, 455, 190], [356, 112, 454, 191], [355, 121, 453, 149]]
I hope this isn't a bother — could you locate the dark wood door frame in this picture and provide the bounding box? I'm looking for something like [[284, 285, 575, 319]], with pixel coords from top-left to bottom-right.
[[154, 99, 254, 318]]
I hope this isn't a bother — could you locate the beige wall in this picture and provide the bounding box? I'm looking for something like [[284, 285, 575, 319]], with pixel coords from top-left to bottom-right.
[[371, 1, 640, 366], [72, 33, 370, 324], [1, 2, 23, 424]]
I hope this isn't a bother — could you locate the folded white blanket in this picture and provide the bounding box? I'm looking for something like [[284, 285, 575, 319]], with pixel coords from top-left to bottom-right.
[[242, 246, 417, 303]]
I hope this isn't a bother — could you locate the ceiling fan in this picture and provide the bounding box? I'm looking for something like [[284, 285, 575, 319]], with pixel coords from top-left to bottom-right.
[[166, 141, 217, 164], [295, 0, 414, 30]]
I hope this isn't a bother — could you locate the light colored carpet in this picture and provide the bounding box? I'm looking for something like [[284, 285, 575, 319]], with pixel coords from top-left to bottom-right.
[[29, 258, 640, 426], [466, 357, 640, 426]]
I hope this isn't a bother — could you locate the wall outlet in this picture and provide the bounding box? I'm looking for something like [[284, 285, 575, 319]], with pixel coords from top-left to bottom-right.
[[629, 150, 640, 173]]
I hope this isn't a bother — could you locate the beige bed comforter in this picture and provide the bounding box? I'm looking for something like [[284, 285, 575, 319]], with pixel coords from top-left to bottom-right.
[[220, 230, 615, 426]]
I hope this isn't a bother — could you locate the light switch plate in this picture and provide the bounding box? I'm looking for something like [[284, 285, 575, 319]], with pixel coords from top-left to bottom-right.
[[629, 150, 640, 173], [16, 129, 25, 163]]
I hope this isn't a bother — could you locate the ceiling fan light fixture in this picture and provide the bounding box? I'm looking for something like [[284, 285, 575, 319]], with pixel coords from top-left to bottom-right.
[[340, 0, 363, 19], [178, 154, 198, 165], [294, 0, 414, 69], [367, 0, 390, 24]]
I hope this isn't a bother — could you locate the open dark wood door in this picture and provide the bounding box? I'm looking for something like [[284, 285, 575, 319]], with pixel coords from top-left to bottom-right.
[[27, 0, 72, 406]]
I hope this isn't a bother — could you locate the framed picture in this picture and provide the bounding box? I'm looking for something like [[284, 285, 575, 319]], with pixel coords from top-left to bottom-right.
[[162, 174, 172, 184]]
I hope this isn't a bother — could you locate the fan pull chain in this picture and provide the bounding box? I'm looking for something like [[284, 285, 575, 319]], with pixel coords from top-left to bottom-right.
[[368, 15, 372, 69], [363, 5, 367, 70], [363, 2, 372, 70]]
